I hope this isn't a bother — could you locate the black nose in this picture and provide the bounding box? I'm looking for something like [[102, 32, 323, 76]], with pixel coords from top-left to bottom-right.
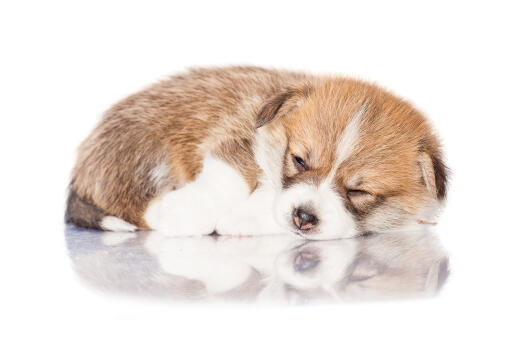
[[293, 207, 318, 230]]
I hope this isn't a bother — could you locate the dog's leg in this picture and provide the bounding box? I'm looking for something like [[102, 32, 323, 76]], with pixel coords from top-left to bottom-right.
[[216, 182, 288, 236], [144, 153, 251, 236]]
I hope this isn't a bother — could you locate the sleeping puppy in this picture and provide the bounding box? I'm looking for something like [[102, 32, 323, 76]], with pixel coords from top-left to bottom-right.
[[66, 66, 448, 240]]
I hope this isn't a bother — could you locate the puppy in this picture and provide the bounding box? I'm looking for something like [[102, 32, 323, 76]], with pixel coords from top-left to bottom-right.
[[66, 66, 448, 239]]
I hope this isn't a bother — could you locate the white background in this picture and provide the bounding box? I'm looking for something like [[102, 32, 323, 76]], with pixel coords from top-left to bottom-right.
[[1, 0, 510, 339]]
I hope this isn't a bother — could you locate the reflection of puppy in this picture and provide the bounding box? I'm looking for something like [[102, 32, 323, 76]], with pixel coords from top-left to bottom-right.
[[66, 227, 448, 303], [66, 66, 448, 239], [263, 230, 449, 302], [144, 234, 300, 297], [142, 230, 449, 302]]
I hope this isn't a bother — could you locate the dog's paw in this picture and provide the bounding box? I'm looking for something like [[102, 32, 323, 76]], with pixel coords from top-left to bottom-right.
[[216, 210, 286, 236], [215, 211, 259, 236], [144, 190, 216, 236]]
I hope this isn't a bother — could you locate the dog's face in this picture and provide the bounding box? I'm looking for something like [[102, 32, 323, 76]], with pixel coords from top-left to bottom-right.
[[255, 79, 448, 240]]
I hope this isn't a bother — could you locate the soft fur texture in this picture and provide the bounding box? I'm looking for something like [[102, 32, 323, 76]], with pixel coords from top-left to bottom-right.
[[66, 66, 448, 239]]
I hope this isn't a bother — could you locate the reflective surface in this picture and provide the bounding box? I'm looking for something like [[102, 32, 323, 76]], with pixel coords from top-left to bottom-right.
[[66, 227, 449, 304]]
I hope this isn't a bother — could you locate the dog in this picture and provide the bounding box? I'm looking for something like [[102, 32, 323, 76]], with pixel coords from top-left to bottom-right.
[[66, 66, 448, 240]]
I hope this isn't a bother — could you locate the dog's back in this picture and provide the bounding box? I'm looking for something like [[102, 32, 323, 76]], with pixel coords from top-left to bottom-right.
[[66, 66, 308, 230]]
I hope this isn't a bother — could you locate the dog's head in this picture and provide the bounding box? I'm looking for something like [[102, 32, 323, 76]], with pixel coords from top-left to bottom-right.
[[255, 78, 448, 240]]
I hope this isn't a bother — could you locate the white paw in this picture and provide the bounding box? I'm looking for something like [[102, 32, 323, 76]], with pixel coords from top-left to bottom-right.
[[100, 216, 137, 232], [144, 189, 216, 236], [144, 153, 253, 236], [216, 210, 287, 236], [216, 212, 258, 236]]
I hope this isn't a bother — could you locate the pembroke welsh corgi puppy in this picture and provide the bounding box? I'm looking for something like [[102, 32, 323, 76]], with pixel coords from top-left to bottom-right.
[[66, 66, 448, 240]]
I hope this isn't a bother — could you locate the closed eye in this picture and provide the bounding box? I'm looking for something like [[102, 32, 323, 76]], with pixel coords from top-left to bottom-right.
[[292, 155, 308, 172], [347, 189, 371, 197]]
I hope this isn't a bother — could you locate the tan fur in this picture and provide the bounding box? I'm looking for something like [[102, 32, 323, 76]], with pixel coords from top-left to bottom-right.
[[67, 66, 447, 233], [266, 78, 447, 233]]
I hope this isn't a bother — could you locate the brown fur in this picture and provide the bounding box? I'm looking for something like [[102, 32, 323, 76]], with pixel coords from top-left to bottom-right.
[[66, 66, 447, 232], [261, 78, 448, 232]]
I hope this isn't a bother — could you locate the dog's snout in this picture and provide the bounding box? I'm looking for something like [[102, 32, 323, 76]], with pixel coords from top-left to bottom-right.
[[293, 206, 318, 230]]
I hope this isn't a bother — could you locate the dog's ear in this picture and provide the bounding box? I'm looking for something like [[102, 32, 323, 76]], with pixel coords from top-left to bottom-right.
[[418, 140, 449, 200], [255, 84, 312, 128]]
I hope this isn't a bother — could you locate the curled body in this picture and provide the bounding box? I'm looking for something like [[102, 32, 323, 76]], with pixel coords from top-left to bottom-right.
[[66, 66, 448, 240]]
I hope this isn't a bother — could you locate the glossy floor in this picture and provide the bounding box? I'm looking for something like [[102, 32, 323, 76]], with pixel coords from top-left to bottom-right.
[[66, 226, 448, 304]]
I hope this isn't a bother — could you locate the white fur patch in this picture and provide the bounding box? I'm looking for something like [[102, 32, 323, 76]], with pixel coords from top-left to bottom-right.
[[274, 182, 358, 240], [328, 101, 367, 181], [143, 153, 251, 236], [100, 216, 137, 232], [245, 126, 297, 236], [216, 181, 290, 236], [253, 126, 287, 190]]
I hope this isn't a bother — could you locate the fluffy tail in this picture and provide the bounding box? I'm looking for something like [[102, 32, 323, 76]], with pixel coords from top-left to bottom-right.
[[65, 189, 138, 232], [65, 189, 108, 230]]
